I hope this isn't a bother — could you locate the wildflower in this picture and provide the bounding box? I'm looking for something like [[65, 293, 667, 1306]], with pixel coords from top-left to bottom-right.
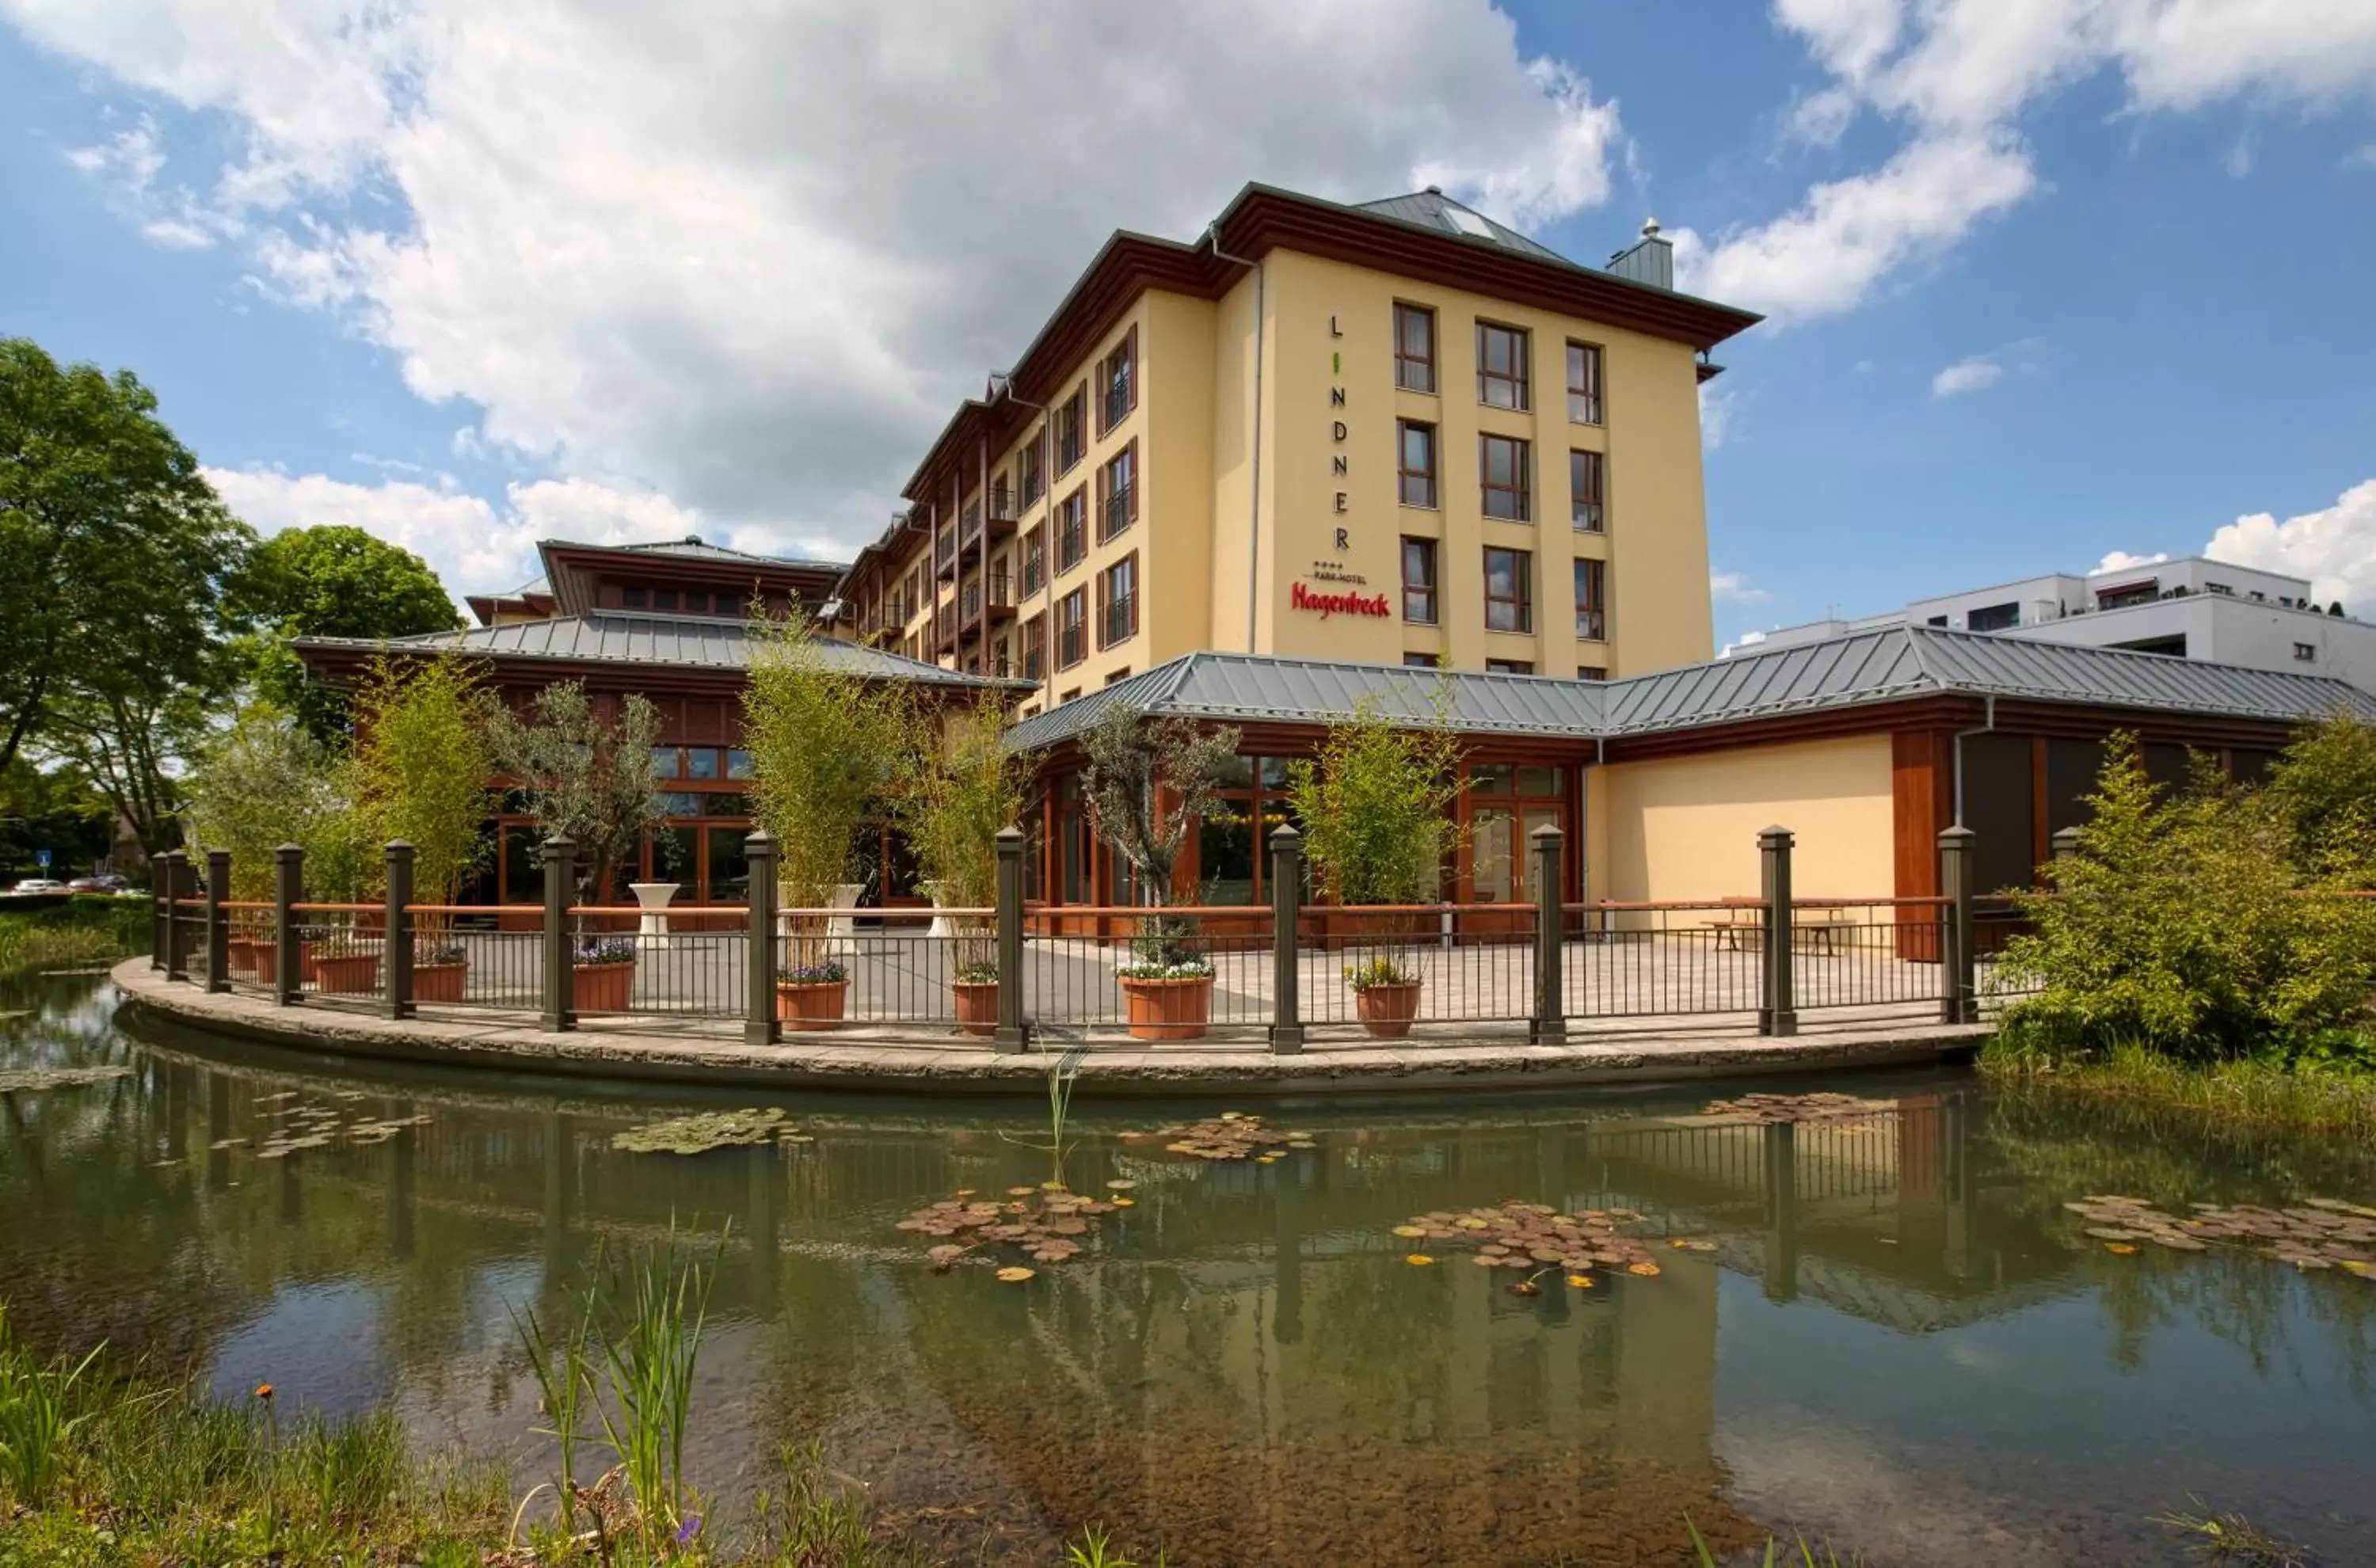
[[253, 1382, 275, 1399], [675, 1513, 703, 1545]]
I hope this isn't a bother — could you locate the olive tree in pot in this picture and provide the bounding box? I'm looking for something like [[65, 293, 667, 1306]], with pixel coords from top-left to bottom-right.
[[744, 609, 912, 1031], [903, 692, 1027, 1037], [1286, 692, 1466, 1037], [1082, 705, 1242, 1041], [348, 651, 494, 998]]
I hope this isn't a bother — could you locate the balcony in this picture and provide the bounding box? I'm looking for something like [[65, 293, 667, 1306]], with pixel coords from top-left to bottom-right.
[[1099, 482, 1133, 542], [1100, 593, 1137, 649], [935, 487, 1022, 579], [935, 574, 1016, 654]]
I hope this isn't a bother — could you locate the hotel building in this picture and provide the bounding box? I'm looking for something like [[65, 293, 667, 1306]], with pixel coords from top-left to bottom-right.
[[830, 184, 1759, 710]]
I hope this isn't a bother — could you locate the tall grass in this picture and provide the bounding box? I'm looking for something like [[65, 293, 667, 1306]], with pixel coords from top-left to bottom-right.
[[1984, 1035, 2376, 1140], [0, 1303, 102, 1504], [0, 898, 144, 980]]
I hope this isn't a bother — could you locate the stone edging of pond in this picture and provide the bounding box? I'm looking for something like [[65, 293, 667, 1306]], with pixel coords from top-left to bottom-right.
[[110, 960, 1990, 1099]]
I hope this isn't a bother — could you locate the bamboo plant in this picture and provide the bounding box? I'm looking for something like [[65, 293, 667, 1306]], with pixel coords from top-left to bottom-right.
[[348, 650, 495, 953], [901, 690, 1028, 978]]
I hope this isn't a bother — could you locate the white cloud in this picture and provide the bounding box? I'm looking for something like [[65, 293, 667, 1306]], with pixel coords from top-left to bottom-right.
[[1698, 383, 1737, 449], [1711, 570, 1771, 605], [2348, 144, 2376, 170], [2092, 549, 2169, 575], [2205, 479, 2376, 611], [17, 0, 1628, 554], [1930, 354, 2004, 397]]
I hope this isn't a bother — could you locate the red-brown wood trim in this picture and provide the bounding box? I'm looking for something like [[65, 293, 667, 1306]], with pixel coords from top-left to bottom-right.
[[1892, 729, 1953, 901], [2030, 734, 2050, 877]]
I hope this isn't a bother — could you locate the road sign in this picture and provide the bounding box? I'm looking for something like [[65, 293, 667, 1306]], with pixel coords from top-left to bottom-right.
[[35, 850, 50, 869]]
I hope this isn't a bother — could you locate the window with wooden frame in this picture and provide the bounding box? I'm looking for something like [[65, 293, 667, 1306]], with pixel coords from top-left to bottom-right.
[[1484, 546, 1533, 634], [1055, 487, 1087, 573], [1096, 441, 1137, 542], [1400, 536, 1438, 624], [1577, 664, 1608, 681], [1485, 658, 1534, 675], [1477, 321, 1529, 410], [1393, 303, 1437, 393], [1574, 557, 1607, 641], [1097, 326, 1137, 436], [1054, 382, 1087, 474], [1097, 553, 1139, 648], [1019, 431, 1045, 506], [1021, 614, 1047, 682], [1020, 526, 1045, 596], [1566, 341, 1603, 424], [1057, 588, 1087, 669], [1571, 449, 1605, 533], [1480, 433, 1531, 522], [1397, 420, 1437, 508]]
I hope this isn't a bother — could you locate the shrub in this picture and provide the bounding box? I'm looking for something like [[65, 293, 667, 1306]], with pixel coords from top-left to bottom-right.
[[349, 651, 494, 913], [1287, 691, 1465, 906], [1344, 955, 1418, 990], [489, 680, 667, 904]]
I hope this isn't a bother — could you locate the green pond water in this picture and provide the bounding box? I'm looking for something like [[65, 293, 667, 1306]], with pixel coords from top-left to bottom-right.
[[5, 973, 2376, 1566]]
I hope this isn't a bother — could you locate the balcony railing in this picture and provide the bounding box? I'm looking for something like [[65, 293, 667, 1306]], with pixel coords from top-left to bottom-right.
[[1100, 483, 1133, 541], [1102, 381, 1131, 432], [1057, 522, 1086, 572], [1101, 593, 1137, 648]]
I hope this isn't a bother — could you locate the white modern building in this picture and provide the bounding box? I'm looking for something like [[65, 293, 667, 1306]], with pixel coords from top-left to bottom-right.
[[1743, 557, 2376, 691]]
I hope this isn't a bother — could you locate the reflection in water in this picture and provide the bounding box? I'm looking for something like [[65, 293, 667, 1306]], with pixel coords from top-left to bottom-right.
[[2, 976, 2374, 1565]]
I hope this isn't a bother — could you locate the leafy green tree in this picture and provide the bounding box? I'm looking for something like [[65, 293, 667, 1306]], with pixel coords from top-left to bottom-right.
[[0, 759, 114, 882], [0, 340, 253, 847], [224, 525, 459, 738], [349, 652, 496, 914], [2264, 708, 2376, 881], [489, 681, 665, 903], [901, 692, 1028, 975], [181, 701, 346, 902], [1081, 706, 1241, 969], [1286, 693, 1466, 905]]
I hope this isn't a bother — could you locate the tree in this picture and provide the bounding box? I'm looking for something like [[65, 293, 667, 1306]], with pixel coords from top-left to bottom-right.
[[901, 691, 1028, 973], [349, 652, 495, 915], [2264, 709, 2376, 881], [181, 701, 345, 902], [1080, 706, 1240, 968], [0, 758, 115, 883], [489, 682, 666, 903], [224, 525, 460, 739], [0, 340, 251, 794], [1286, 693, 1466, 905]]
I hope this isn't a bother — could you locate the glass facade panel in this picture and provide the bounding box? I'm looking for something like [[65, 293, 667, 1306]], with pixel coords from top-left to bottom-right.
[[1198, 801, 1256, 906], [706, 827, 751, 904], [1472, 809, 1514, 901], [684, 748, 721, 781]]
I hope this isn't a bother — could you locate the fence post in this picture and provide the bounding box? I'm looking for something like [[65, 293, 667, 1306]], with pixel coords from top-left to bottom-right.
[[1267, 824, 1305, 1053], [744, 829, 780, 1047], [160, 851, 189, 981], [273, 843, 303, 1006], [994, 826, 1029, 1053], [1757, 826, 1797, 1037], [1530, 823, 1566, 1044], [203, 849, 230, 993], [384, 839, 416, 1021], [540, 835, 576, 1033], [2050, 825, 2082, 863], [1939, 825, 1977, 1025], [150, 866, 166, 972]]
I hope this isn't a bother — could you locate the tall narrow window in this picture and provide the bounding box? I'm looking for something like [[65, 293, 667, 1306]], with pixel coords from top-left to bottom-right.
[[1401, 537, 1438, 624], [1397, 421, 1437, 508], [1055, 488, 1087, 572], [1098, 326, 1137, 435], [1022, 615, 1047, 681], [1477, 322, 1529, 410], [1020, 527, 1045, 596], [1480, 434, 1531, 522], [1566, 341, 1603, 424], [1574, 558, 1606, 641], [1484, 546, 1533, 634], [1394, 303, 1437, 393], [1019, 432, 1045, 506], [1098, 554, 1139, 648], [1097, 442, 1137, 542], [1571, 449, 1605, 533], [1054, 383, 1087, 474], [1057, 588, 1087, 669]]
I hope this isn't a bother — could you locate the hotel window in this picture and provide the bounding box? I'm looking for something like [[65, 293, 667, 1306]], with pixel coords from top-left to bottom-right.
[[1056, 488, 1087, 573], [1105, 667, 1131, 687], [653, 588, 680, 611], [1401, 537, 1438, 624], [1477, 321, 1529, 410], [1397, 421, 1437, 508], [1965, 601, 2020, 633], [1403, 652, 1440, 668], [1021, 614, 1047, 681], [1097, 442, 1137, 542], [1055, 382, 1087, 474], [1098, 325, 1137, 436], [623, 586, 649, 609], [1019, 432, 1045, 506], [1057, 588, 1087, 669], [1481, 433, 1531, 522], [1571, 450, 1605, 533], [1098, 553, 1139, 648], [2295, 642, 2317, 662], [1578, 664, 1607, 680], [1566, 341, 1604, 424], [1486, 658, 1534, 675], [1020, 527, 1045, 596], [1574, 558, 1606, 641], [1394, 303, 1437, 394], [1484, 546, 1533, 634]]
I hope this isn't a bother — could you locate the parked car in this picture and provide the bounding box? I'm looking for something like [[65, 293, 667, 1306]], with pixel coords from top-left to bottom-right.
[[7, 877, 67, 895], [67, 874, 131, 894]]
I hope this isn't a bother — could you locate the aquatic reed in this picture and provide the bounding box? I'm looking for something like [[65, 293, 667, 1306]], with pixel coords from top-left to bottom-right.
[[0, 1303, 102, 1505]]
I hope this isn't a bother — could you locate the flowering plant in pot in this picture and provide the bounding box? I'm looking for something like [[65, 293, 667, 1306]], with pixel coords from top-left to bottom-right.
[[413, 937, 468, 1002], [778, 958, 851, 1032], [950, 961, 1001, 1037], [1083, 705, 1241, 1042], [1344, 955, 1423, 1037], [572, 937, 637, 1014]]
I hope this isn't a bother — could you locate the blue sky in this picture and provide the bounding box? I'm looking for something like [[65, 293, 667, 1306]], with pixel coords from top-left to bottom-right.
[[3, 0, 2374, 649]]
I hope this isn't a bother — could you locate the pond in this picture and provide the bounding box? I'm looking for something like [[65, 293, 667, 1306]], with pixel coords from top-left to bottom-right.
[[5, 972, 2375, 1566]]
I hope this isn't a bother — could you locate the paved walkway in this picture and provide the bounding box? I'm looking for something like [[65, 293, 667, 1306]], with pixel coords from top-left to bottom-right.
[[117, 959, 1993, 1098]]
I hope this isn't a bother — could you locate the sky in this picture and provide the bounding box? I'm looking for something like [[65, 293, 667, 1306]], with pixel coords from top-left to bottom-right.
[[2, 0, 2374, 651]]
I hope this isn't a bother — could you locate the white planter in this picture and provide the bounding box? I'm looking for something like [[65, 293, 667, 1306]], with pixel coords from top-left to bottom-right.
[[779, 882, 868, 960], [628, 881, 679, 946]]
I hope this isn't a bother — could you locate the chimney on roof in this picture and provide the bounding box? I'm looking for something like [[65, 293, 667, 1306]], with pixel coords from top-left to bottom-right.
[[1424, 183, 1442, 195], [683, 534, 702, 546], [1606, 215, 1673, 291]]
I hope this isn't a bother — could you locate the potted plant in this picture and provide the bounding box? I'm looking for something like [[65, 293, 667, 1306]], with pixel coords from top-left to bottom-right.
[[1345, 955, 1423, 1037], [572, 938, 637, 1013], [1082, 706, 1242, 1041], [1288, 691, 1467, 1029], [413, 936, 469, 1002], [310, 931, 380, 993], [902, 692, 1027, 1034], [352, 651, 495, 994], [744, 608, 913, 1032], [183, 700, 340, 976], [778, 958, 851, 1030]]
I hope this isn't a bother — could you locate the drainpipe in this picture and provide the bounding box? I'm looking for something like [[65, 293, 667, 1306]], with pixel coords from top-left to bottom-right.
[[1950, 694, 1996, 828], [1208, 223, 1264, 653]]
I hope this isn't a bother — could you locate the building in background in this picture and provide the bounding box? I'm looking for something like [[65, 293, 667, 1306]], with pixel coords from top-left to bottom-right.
[[830, 183, 1759, 713], [1743, 556, 2376, 691]]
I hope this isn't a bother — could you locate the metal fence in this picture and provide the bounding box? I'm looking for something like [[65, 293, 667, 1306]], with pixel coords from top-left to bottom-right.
[[1560, 900, 1761, 1019]]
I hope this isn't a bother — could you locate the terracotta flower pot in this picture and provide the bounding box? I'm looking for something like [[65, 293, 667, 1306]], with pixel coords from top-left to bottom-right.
[[1120, 976, 1213, 1041], [311, 952, 379, 994], [1354, 980, 1423, 1037], [573, 960, 634, 1014], [249, 940, 315, 985], [412, 960, 467, 1003], [776, 977, 849, 1032], [950, 978, 1000, 1037], [223, 937, 258, 977]]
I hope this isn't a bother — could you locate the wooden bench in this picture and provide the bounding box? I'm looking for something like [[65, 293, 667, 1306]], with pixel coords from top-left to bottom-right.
[[1708, 908, 1856, 954]]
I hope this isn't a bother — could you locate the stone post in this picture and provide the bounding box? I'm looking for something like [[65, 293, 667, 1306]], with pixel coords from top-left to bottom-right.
[[745, 829, 780, 1047], [1268, 824, 1304, 1053], [384, 840, 415, 1020], [994, 825, 1029, 1053], [540, 835, 576, 1033], [1757, 826, 1797, 1037], [203, 849, 230, 994], [1530, 823, 1566, 1044], [1939, 824, 1977, 1026], [2050, 825, 2082, 862], [272, 844, 303, 1006]]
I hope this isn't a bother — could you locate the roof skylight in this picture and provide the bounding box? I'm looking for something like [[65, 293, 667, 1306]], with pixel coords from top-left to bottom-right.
[[1444, 204, 1496, 239]]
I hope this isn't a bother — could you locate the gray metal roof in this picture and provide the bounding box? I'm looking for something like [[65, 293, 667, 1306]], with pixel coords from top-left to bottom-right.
[[1006, 626, 2375, 753], [1355, 190, 1569, 263], [294, 612, 1010, 688], [548, 536, 850, 573]]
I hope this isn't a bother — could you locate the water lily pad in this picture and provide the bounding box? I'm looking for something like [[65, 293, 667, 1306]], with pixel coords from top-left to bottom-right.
[[1392, 1225, 1427, 1239], [1404, 1254, 1434, 1266], [1106, 1179, 1137, 1191], [995, 1266, 1035, 1283], [1112, 1197, 1135, 1208], [1627, 1262, 1662, 1277], [1566, 1274, 1594, 1288], [612, 1108, 801, 1155], [2104, 1243, 2141, 1256], [0, 1065, 132, 1094]]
